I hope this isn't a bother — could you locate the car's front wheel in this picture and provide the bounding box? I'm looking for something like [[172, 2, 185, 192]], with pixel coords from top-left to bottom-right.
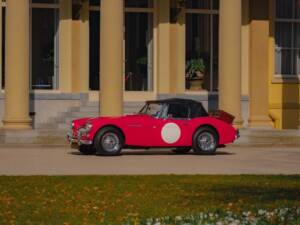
[[94, 127, 124, 156], [192, 126, 218, 155]]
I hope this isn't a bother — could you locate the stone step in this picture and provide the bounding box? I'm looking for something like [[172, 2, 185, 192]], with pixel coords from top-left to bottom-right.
[[2, 125, 300, 146], [78, 106, 99, 113], [67, 111, 99, 118], [239, 128, 300, 137], [232, 129, 300, 146], [85, 101, 144, 107], [0, 128, 68, 145]]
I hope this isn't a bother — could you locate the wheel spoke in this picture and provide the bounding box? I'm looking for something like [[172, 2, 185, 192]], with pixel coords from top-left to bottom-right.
[[101, 133, 120, 152], [197, 132, 216, 151]]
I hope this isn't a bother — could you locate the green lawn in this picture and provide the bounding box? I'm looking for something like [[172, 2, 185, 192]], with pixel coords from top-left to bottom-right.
[[0, 175, 299, 225]]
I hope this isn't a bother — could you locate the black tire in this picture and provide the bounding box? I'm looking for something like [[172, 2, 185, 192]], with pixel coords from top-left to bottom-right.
[[192, 126, 218, 155], [78, 145, 96, 155], [94, 127, 124, 156], [172, 147, 191, 154]]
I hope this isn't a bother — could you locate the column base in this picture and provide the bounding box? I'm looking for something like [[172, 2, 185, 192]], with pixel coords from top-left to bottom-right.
[[248, 115, 273, 128], [232, 115, 244, 128], [2, 118, 32, 129]]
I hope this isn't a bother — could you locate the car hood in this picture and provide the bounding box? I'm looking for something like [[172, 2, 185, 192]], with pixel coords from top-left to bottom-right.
[[72, 114, 148, 128]]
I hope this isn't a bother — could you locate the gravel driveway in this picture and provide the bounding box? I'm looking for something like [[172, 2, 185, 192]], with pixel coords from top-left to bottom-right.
[[0, 145, 299, 175]]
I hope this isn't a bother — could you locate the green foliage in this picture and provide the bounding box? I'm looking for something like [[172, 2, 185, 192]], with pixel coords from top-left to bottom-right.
[[186, 58, 206, 78], [0, 175, 299, 225], [136, 56, 148, 66]]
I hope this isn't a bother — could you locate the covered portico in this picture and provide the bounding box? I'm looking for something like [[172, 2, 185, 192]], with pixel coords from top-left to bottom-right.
[[1, 0, 271, 129]]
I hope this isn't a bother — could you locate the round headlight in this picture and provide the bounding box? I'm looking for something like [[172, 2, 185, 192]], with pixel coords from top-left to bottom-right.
[[84, 123, 93, 132]]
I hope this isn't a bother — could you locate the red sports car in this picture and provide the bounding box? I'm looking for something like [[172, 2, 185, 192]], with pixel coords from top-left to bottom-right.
[[67, 98, 239, 156]]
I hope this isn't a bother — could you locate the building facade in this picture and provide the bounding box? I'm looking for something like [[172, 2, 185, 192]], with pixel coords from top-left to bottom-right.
[[0, 0, 299, 129]]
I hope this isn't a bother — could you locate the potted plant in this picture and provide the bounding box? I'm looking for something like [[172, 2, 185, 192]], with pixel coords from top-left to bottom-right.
[[186, 58, 206, 90]]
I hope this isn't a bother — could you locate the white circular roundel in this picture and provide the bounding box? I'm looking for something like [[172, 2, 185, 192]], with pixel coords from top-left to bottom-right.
[[161, 123, 181, 144]]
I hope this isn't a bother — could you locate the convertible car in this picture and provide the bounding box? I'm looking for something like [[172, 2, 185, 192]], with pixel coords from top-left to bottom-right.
[[67, 98, 239, 156]]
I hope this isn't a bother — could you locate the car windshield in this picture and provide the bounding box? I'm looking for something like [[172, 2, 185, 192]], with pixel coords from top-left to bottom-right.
[[139, 103, 168, 118]]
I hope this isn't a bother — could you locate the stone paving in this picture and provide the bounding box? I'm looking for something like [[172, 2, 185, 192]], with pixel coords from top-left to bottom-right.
[[0, 145, 299, 175]]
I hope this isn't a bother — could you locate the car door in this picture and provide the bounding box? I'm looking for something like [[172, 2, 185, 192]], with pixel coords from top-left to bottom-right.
[[157, 103, 191, 146], [124, 103, 191, 147], [135, 103, 191, 147]]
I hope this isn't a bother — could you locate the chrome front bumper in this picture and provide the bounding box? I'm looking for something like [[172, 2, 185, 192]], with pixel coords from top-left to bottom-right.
[[67, 131, 92, 146]]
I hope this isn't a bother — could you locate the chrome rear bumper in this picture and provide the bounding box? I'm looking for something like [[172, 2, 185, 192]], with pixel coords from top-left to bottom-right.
[[235, 129, 240, 139]]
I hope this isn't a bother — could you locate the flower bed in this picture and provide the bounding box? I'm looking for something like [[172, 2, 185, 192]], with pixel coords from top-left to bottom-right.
[[136, 207, 300, 225]]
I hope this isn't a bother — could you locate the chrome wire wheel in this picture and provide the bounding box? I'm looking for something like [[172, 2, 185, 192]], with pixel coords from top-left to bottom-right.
[[101, 132, 120, 152], [197, 131, 217, 152]]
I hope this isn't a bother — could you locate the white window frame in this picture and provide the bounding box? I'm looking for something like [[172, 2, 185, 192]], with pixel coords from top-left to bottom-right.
[[274, 0, 300, 80]]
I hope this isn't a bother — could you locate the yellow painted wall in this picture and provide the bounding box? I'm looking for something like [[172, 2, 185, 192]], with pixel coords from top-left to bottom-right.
[[268, 0, 300, 129]]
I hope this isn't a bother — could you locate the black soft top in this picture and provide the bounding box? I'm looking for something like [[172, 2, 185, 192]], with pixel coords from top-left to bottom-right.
[[146, 98, 200, 105], [146, 98, 208, 118]]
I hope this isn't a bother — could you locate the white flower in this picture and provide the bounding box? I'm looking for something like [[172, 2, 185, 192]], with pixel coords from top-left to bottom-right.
[[175, 216, 182, 221], [258, 209, 266, 216]]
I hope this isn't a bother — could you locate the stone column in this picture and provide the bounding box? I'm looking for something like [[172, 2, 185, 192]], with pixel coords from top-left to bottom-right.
[[170, 0, 185, 94], [3, 0, 31, 129], [248, 0, 272, 127], [219, 0, 243, 126], [72, 0, 89, 93], [79, 0, 89, 92], [59, 0, 72, 92], [100, 0, 123, 116], [157, 0, 171, 94]]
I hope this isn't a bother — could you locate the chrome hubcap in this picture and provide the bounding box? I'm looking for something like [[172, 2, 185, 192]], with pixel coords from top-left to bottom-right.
[[197, 132, 216, 151], [101, 133, 120, 152]]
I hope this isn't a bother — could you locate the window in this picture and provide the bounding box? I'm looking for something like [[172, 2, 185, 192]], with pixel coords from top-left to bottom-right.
[[275, 0, 300, 76], [89, 8, 100, 90], [1, 1, 59, 90], [89, 0, 100, 6], [125, 5, 153, 91], [89, 0, 154, 91], [31, 0, 59, 89], [185, 0, 219, 92], [125, 0, 153, 8]]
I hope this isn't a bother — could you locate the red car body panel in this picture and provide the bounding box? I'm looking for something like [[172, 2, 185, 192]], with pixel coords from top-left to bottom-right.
[[72, 114, 237, 147]]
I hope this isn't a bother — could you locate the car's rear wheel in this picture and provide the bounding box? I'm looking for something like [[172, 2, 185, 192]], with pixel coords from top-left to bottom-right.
[[193, 126, 218, 155], [78, 145, 96, 155], [172, 147, 191, 154], [94, 127, 124, 156]]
